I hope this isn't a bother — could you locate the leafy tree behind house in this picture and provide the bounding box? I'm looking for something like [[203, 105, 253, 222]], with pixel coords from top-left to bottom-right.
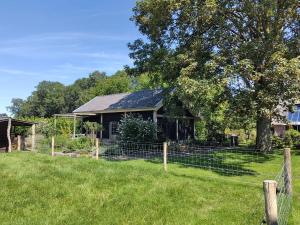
[[7, 70, 137, 118], [128, 0, 300, 151]]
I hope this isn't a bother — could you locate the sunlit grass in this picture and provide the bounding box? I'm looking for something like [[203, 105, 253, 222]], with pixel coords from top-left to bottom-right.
[[0, 151, 299, 225]]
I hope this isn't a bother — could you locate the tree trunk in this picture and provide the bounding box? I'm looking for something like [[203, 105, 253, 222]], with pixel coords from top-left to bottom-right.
[[256, 115, 272, 152]]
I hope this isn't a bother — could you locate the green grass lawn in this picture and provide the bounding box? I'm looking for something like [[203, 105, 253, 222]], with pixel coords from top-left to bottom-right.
[[0, 151, 299, 225]]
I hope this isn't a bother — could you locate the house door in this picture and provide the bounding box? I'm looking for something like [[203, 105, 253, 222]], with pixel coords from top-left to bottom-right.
[[109, 121, 118, 141]]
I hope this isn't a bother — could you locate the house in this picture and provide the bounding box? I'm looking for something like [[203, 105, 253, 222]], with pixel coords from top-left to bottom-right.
[[272, 104, 300, 137], [73, 89, 198, 141], [0, 117, 35, 151]]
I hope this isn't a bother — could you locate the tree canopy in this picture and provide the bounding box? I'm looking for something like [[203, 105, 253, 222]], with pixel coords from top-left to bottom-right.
[[128, 0, 300, 151], [7, 70, 153, 118]]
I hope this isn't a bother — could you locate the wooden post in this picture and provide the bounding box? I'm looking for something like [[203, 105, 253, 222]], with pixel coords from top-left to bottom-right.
[[163, 142, 168, 172], [17, 135, 21, 151], [51, 136, 55, 157], [284, 148, 292, 195], [73, 115, 76, 139], [31, 124, 36, 151], [7, 118, 12, 152], [100, 114, 103, 139], [95, 138, 99, 160], [263, 180, 278, 225], [153, 111, 158, 139]]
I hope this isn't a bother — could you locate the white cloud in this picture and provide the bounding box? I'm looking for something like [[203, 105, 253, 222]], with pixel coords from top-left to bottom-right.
[[0, 68, 40, 77], [1, 32, 134, 45]]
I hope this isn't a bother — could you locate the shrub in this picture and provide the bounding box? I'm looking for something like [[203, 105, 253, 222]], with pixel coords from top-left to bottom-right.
[[118, 114, 157, 143], [272, 136, 284, 148], [51, 135, 94, 153], [83, 121, 102, 139], [284, 129, 300, 147], [65, 137, 94, 152]]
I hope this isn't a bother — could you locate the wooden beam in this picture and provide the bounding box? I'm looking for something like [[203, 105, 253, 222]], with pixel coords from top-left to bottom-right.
[[17, 135, 21, 151], [153, 111, 158, 123], [73, 115, 76, 139], [157, 114, 195, 119], [100, 114, 103, 139], [163, 142, 168, 172], [95, 138, 99, 160], [7, 118, 12, 152]]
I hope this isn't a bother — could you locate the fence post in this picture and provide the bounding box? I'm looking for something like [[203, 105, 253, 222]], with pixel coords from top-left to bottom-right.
[[31, 124, 36, 151], [7, 118, 12, 152], [263, 180, 278, 225], [95, 138, 99, 160], [284, 148, 292, 195], [163, 142, 168, 172], [51, 136, 55, 157], [17, 135, 21, 151]]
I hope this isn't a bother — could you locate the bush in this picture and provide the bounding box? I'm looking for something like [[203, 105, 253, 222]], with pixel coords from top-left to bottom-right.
[[118, 114, 157, 143], [272, 136, 284, 148], [50, 135, 94, 153], [284, 129, 300, 147], [83, 121, 102, 139], [65, 137, 94, 152]]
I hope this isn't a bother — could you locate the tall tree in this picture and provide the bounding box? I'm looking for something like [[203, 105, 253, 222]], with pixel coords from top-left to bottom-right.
[[128, 0, 300, 151], [7, 98, 25, 117]]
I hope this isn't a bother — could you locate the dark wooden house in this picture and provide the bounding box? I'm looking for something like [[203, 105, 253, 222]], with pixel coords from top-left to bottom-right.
[[73, 89, 198, 141]]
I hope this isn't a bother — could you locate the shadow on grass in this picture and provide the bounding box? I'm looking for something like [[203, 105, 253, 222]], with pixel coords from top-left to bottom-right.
[[100, 144, 277, 177]]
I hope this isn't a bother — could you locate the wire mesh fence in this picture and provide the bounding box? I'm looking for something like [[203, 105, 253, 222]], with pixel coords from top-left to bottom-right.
[[98, 141, 283, 179], [17, 135, 295, 225], [275, 165, 292, 225]]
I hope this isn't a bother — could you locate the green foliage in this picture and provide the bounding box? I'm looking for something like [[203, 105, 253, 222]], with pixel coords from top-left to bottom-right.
[[283, 132, 293, 148], [83, 121, 102, 137], [283, 129, 300, 148], [65, 137, 94, 153], [273, 129, 300, 149], [224, 128, 256, 146], [7, 70, 135, 118], [272, 136, 284, 149], [118, 114, 157, 142], [195, 120, 207, 141], [128, 0, 300, 151]]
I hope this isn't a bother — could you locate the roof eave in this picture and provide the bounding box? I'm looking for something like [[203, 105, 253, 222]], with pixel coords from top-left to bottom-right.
[[74, 107, 160, 115]]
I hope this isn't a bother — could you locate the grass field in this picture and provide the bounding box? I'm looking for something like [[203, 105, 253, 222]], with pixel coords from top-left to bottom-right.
[[0, 151, 299, 225]]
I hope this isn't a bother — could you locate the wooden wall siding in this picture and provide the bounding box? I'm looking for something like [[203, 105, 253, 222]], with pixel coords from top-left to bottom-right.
[[178, 119, 194, 140], [157, 118, 177, 140], [0, 122, 8, 148], [102, 113, 124, 139]]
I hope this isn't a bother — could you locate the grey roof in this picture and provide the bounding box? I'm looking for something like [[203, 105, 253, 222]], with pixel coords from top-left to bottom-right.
[[73, 89, 164, 114]]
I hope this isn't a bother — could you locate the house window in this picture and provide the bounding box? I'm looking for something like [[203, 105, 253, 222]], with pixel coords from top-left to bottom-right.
[[111, 121, 119, 135]]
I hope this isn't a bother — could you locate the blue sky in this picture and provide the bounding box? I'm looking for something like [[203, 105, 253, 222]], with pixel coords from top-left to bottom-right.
[[0, 0, 140, 114]]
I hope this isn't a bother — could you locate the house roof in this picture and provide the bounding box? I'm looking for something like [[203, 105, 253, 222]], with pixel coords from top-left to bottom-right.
[[0, 117, 35, 126], [73, 89, 164, 114]]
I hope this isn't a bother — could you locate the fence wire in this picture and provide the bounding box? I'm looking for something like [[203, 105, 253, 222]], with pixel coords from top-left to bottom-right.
[[275, 165, 292, 225], [99, 141, 281, 178], [24, 136, 294, 225]]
